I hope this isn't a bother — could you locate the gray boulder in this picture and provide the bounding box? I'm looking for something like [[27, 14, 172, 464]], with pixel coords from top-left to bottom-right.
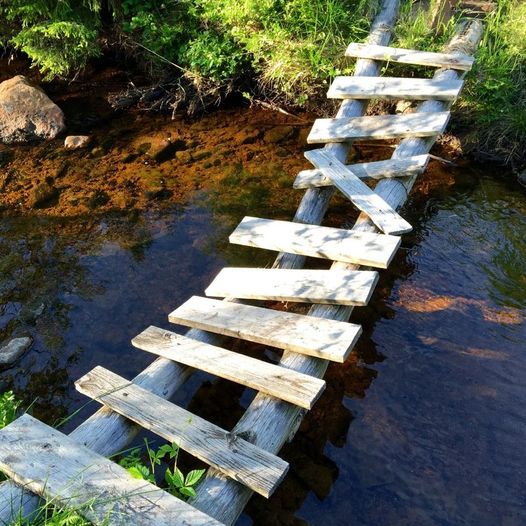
[[0, 337, 32, 368], [0, 75, 65, 144]]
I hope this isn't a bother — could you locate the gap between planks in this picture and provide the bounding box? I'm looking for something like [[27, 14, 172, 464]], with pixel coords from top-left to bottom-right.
[[75, 366, 289, 498]]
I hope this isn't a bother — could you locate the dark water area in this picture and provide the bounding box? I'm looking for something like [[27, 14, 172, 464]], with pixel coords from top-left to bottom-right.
[[0, 98, 525, 524]]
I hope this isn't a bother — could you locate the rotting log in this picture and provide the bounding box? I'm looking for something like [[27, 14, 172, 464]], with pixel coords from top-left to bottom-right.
[[0, 0, 482, 521]]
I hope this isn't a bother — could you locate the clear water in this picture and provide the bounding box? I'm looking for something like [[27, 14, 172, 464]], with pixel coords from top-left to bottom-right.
[[1, 146, 525, 524]]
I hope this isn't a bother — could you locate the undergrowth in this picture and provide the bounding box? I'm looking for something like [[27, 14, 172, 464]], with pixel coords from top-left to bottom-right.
[[0, 392, 205, 525], [459, 0, 526, 166], [394, 0, 526, 167], [0, 0, 379, 105]]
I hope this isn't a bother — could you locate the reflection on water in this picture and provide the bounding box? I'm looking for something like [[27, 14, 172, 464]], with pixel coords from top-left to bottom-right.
[[243, 167, 525, 525], [1, 150, 525, 525]]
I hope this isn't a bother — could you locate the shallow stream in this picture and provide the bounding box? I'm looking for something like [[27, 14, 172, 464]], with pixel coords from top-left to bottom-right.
[[0, 98, 525, 525]]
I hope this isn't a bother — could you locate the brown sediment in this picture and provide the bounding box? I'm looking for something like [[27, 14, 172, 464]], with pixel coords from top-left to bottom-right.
[[396, 285, 523, 325]]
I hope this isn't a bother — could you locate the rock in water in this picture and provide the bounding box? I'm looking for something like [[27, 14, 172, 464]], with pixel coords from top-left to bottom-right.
[[0, 337, 32, 367], [0, 75, 65, 144], [28, 182, 59, 208], [64, 135, 91, 149]]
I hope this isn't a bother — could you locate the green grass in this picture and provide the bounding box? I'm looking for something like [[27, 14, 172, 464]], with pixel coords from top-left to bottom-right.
[[0, 393, 205, 525], [393, 0, 526, 166], [459, 0, 526, 165]]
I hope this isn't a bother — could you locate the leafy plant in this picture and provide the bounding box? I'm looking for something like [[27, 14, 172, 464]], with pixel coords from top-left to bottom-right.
[[0, 1, 103, 79], [0, 390, 20, 430], [118, 439, 205, 499]]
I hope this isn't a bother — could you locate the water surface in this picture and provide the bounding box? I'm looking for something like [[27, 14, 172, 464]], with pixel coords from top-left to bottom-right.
[[1, 121, 525, 524]]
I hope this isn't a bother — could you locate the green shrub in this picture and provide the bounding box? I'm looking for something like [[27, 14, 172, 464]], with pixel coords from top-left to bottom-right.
[[196, 0, 379, 102], [0, 1, 102, 79]]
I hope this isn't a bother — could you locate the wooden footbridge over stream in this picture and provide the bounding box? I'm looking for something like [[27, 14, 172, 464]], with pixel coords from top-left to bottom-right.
[[0, 1, 483, 524]]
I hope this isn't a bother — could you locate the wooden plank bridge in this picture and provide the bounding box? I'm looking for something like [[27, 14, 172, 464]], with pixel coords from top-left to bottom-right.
[[0, 1, 483, 524]]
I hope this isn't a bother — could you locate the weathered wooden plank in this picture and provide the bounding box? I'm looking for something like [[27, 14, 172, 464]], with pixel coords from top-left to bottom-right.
[[132, 326, 325, 409], [327, 75, 463, 100], [345, 42, 474, 70], [229, 216, 400, 268], [307, 112, 450, 143], [75, 366, 288, 498], [0, 414, 223, 526], [168, 296, 362, 363], [304, 149, 412, 235], [205, 268, 378, 306], [294, 154, 429, 188]]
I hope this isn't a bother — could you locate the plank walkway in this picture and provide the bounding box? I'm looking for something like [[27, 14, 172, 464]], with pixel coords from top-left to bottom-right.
[[304, 149, 413, 235], [75, 366, 289, 498], [345, 42, 475, 70], [307, 112, 450, 143], [0, 9, 482, 525], [205, 268, 379, 306], [230, 216, 401, 268], [132, 326, 326, 409], [294, 154, 430, 188]]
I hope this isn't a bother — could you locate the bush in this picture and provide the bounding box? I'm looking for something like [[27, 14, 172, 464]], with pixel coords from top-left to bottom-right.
[[0, 1, 102, 80]]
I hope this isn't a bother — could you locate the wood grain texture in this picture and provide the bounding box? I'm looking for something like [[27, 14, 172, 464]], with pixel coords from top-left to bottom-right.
[[132, 326, 325, 409], [168, 296, 362, 362], [75, 366, 289, 498], [345, 42, 474, 70], [294, 155, 429, 188], [205, 267, 379, 306], [305, 149, 412, 235], [0, 414, 223, 526], [327, 76, 463, 100], [307, 112, 450, 143], [229, 216, 400, 268]]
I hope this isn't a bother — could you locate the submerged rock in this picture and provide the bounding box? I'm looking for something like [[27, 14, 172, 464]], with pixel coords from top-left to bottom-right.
[[0, 336, 32, 367], [28, 182, 59, 208], [0, 76, 65, 144], [234, 126, 263, 145], [263, 125, 296, 144], [64, 135, 91, 149]]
